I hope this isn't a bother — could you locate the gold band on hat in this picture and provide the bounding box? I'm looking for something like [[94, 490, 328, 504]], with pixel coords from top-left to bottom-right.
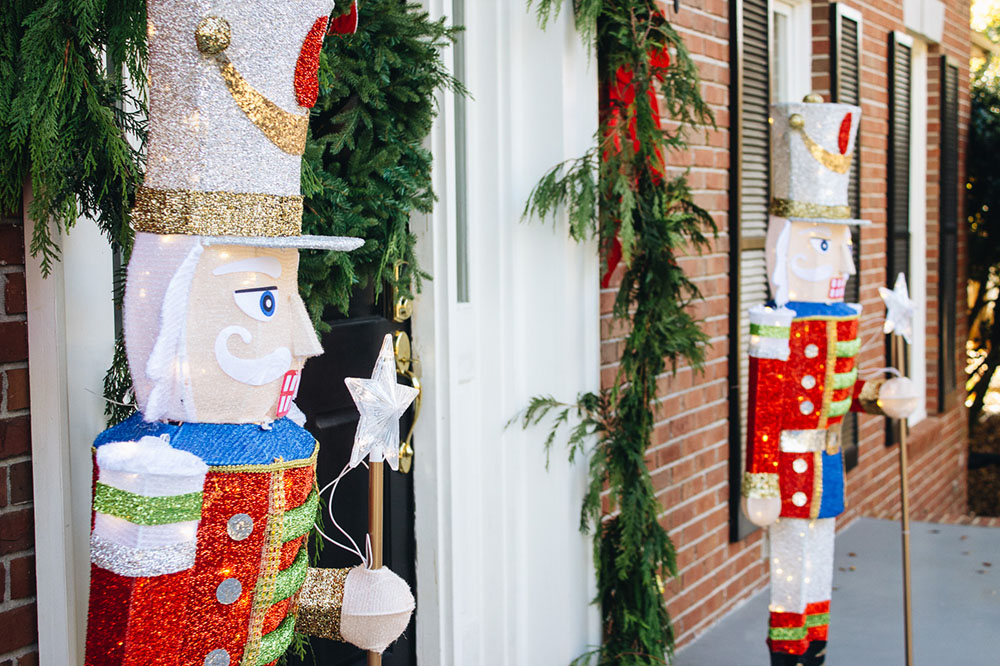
[[132, 186, 303, 237], [770, 197, 852, 220]]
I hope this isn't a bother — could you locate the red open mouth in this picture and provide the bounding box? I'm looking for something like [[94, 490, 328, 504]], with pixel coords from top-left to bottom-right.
[[828, 276, 846, 299], [276, 370, 302, 418]]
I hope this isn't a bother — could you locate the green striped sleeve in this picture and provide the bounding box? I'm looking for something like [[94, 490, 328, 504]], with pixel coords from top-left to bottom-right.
[[93, 482, 202, 525], [834, 338, 861, 357], [282, 490, 320, 543], [832, 368, 858, 390], [805, 612, 831, 627], [257, 616, 296, 665], [750, 323, 791, 339], [272, 547, 309, 604], [828, 397, 853, 418]]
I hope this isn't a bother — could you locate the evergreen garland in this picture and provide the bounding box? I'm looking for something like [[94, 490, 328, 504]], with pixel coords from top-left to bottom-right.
[[0, 0, 146, 272], [516, 2, 714, 664], [299, 0, 463, 328]]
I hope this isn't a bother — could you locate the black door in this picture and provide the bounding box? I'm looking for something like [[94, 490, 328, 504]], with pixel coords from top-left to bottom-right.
[[291, 282, 417, 666]]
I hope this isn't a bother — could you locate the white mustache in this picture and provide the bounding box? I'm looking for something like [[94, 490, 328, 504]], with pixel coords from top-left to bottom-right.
[[790, 254, 835, 283], [214, 325, 292, 386]]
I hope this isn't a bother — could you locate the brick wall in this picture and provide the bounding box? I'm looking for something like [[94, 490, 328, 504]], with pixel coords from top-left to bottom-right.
[[0, 211, 38, 666], [598, 0, 972, 649]]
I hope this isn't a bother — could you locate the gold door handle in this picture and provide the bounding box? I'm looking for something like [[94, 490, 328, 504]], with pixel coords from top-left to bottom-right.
[[393, 331, 421, 474]]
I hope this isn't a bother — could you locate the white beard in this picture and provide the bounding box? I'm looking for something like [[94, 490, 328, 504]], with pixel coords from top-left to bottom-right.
[[790, 254, 834, 282], [214, 325, 292, 386]]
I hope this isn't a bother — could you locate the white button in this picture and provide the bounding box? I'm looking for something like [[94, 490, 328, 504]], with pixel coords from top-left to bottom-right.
[[804, 344, 820, 358], [792, 492, 808, 507], [792, 458, 809, 474], [227, 513, 253, 541], [204, 650, 230, 666], [801, 375, 816, 390], [216, 578, 242, 605], [799, 400, 815, 415]]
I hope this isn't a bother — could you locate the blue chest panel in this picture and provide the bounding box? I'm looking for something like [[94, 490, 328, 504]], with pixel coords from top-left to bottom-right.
[[818, 450, 845, 518], [94, 413, 316, 465]]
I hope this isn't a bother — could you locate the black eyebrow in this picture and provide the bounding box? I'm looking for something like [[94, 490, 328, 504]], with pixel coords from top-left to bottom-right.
[[234, 286, 278, 294]]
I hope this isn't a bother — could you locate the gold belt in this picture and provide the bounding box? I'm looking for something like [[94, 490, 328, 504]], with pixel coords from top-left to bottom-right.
[[779, 427, 842, 456]]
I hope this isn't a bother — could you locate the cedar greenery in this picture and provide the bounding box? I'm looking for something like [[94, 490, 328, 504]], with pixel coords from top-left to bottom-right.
[[516, 2, 714, 664], [299, 0, 463, 329], [0, 0, 146, 273]]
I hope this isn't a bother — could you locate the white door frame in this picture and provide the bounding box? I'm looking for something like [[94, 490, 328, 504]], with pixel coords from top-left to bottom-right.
[[412, 1, 601, 663]]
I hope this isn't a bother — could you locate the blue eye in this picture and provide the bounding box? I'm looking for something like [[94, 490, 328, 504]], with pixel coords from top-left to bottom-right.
[[259, 291, 275, 317], [809, 237, 832, 254], [234, 286, 278, 321]]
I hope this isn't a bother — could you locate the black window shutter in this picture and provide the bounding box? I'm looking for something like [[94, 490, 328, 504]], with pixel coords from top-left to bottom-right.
[[888, 33, 912, 284], [939, 58, 960, 409], [831, 4, 862, 469], [728, 0, 770, 542]]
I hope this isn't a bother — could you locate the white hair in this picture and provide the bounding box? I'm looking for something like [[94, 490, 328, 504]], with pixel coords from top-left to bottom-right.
[[124, 233, 204, 422], [766, 217, 792, 306]]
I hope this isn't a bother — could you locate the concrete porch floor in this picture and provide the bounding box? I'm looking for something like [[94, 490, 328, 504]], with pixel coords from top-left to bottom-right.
[[675, 518, 1000, 665]]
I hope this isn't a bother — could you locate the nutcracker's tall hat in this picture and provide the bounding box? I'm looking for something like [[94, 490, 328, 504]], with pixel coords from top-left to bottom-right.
[[135, 0, 360, 250], [768, 97, 868, 227]]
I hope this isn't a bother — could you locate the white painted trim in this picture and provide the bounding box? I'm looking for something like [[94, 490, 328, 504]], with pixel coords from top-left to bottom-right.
[[908, 39, 929, 425], [23, 193, 78, 666], [770, 0, 813, 103], [23, 193, 116, 665]]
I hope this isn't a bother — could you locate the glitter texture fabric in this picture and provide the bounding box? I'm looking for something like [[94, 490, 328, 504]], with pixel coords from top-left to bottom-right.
[[295, 567, 350, 641], [93, 482, 202, 525], [294, 17, 328, 108], [144, 0, 334, 196], [132, 186, 304, 237], [195, 16, 231, 55], [769, 198, 851, 220], [770, 102, 862, 217], [215, 54, 309, 155], [90, 532, 198, 578]]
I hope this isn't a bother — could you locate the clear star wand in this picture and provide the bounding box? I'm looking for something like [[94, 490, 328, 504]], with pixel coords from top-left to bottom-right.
[[345, 333, 419, 666]]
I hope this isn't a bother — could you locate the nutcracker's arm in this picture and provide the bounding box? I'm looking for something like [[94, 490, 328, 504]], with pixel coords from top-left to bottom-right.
[[742, 306, 794, 500], [85, 435, 208, 665], [850, 376, 888, 415]]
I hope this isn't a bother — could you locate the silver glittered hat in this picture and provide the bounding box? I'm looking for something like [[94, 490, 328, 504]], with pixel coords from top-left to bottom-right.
[[769, 96, 869, 226], [134, 0, 361, 251]]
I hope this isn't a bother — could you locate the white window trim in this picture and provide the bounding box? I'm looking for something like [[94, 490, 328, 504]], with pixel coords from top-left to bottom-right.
[[906, 34, 929, 425], [770, 0, 813, 103]]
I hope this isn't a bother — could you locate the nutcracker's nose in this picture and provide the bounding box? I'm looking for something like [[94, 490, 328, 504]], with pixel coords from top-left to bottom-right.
[[839, 240, 857, 276]]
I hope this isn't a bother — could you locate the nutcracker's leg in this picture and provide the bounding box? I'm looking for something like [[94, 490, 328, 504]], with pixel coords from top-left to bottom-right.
[[767, 519, 810, 658], [801, 518, 835, 666]]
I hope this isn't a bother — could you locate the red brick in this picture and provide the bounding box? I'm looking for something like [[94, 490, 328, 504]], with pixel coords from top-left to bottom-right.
[[4, 271, 26, 315], [0, 321, 28, 363], [9, 556, 36, 599], [0, 224, 24, 266], [5, 367, 28, 411], [0, 416, 30, 459], [0, 508, 34, 555], [0, 467, 6, 507], [9, 460, 31, 505], [17, 654, 38, 666], [0, 604, 36, 653]]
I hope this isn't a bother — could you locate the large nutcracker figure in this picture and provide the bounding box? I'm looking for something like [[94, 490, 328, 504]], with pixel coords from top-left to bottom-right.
[[84, 2, 414, 665], [741, 97, 914, 666]]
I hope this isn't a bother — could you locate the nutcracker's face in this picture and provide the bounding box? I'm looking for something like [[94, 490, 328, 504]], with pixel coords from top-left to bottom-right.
[[184, 244, 322, 422], [125, 235, 323, 424], [767, 219, 856, 304]]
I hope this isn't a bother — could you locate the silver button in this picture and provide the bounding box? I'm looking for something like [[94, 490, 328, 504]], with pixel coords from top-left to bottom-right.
[[204, 649, 230, 666], [792, 492, 808, 507], [792, 458, 809, 474], [227, 513, 254, 541], [801, 374, 817, 390], [799, 400, 815, 415], [804, 344, 820, 358], [216, 578, 242, 605]]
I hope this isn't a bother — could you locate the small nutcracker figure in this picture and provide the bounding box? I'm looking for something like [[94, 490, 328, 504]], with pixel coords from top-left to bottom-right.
[[84, 2, 413, 665], [741, 96, 915, 666]]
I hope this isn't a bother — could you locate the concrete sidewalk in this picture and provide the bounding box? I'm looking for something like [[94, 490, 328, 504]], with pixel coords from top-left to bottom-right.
[[675, 518, 1000, 666]]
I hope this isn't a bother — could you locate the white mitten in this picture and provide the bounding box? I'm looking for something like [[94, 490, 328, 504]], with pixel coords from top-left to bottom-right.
[[296, 564, 414, 653]]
